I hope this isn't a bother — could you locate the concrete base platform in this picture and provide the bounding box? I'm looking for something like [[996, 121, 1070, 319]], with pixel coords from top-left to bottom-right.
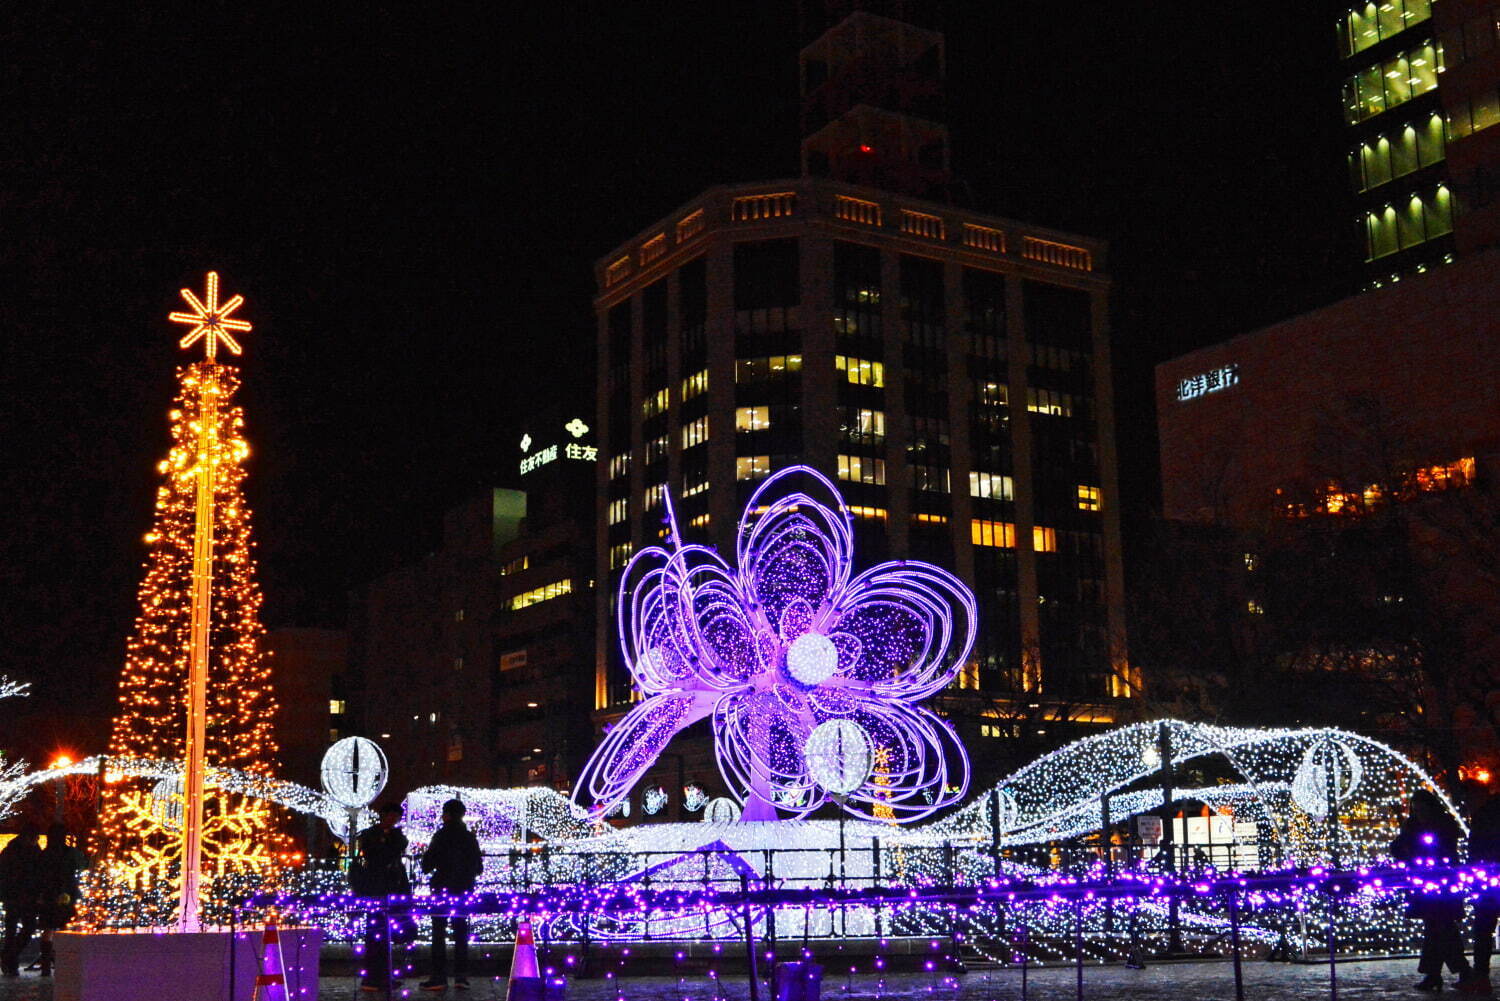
[[53, 927, 320, 1001]]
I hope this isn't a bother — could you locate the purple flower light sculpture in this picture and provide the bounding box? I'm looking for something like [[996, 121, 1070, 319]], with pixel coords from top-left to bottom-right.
[[572, 466, 975, 823]]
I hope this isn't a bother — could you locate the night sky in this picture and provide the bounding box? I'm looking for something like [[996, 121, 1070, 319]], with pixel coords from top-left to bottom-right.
[[1, 2, 1355, 752]]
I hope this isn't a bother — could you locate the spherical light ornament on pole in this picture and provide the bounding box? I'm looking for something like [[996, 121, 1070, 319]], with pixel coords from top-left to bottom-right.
[[785, 632, 838, 686], [320, 736, 388, 809], [704, 797, 742, 824], [149, 776, 186, 830], [804, 719, 874, 795]]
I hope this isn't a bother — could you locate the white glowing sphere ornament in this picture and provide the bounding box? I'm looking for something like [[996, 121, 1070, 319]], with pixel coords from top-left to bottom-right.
[[704, 797, 742, 823], [804, 718, 874, 794], [320, 736, 388, 809], [785, 632, 838, 686]]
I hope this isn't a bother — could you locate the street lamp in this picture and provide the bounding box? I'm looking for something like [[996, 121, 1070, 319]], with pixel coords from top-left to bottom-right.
[[48, 754, 74, 824]]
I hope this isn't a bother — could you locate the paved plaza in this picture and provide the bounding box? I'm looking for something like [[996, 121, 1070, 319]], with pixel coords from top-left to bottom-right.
[[0, 957, 1465, 1000]]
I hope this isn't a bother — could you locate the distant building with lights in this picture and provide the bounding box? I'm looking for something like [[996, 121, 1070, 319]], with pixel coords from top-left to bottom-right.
[[1156, 247, 1500, 525], [354, 414, 601, 797], [1338, 0, 1500, 282], [492, 413, 599, 789], [355, 489, 525, 795], [589, 6, 1132, 798]]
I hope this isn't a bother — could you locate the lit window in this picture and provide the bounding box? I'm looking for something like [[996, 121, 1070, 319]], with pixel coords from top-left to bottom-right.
[[681, 369, 708, 400], [682, 474, 709, 497], [971, 520, 1016, 548], [912, 512, 948, 525], [509, 579, 573, 610], [1247, 599, 1265, 616], [608, 498, 628, 525], [454, 608, 464, 621], [1032, 526, 1058, 553], [329, 699, 347, 715], [957, 661, 980, 690], [736, 455, 771, 481], [609, 542, 634, 569], [646, 434, 668, 462], [848, 505, 888, 520], [970, 472, 1014, 501], [681, 416, 710, 449], [835, 355, 884, 388], [609, 451, 631, 479], [978, 381, 1009, 408], [1026, 387, 1073, 416], [644, 483, 666, 509], [735, 406, 771, 432], [689, 513, 711, 528], [912, 465, 950, 492], [836, 454, 886, 485], [453, 656, 463, 672], [1077, 485, 1101, 511], [735, 355, 802, 382], [1244, 552, 1259, 572], [500, 555, 529, 577], [642, 387, 670, 419]]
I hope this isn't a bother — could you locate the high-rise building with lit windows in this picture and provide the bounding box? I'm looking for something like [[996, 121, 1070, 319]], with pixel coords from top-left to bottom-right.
[[1339, 0, 1500, 281], [591, 7, 1130, 787]]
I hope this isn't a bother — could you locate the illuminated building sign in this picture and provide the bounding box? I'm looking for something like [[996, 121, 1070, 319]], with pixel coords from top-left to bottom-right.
[[1177, 364, 1239, 402], [519, 445, 558, 474], [519, 418, 599, 474]]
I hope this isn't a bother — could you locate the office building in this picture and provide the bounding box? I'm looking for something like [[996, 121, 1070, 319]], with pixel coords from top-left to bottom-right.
[[1340, 0, 1500, 280], [591, 8, 1131, 789]]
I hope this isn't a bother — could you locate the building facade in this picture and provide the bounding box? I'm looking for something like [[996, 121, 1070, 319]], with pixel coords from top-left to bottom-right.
[[356, 490, 524, 795], [1339, 0, 1500, 281], [492, 414, 600, 789], [589, 11, 1131, 797], [1156, 246, 1500, 526]]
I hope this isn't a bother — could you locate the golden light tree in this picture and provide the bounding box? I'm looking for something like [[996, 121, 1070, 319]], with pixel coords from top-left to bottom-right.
[[93, 273, 287, 924]]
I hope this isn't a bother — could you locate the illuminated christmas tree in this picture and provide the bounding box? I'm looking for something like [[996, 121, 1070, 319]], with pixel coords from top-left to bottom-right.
[[93, 273, 286, 923]]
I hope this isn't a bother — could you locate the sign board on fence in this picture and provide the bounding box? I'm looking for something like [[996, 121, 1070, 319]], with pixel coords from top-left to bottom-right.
[[1136, 815, 1163, 845]]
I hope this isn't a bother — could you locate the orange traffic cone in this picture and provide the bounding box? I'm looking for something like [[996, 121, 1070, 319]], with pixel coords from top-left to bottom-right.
[[506, 918, 544, 1001], [250, 923, 289, 1001]]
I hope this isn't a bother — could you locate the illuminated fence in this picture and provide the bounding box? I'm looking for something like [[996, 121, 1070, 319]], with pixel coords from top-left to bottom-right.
[[899, 208, 946, 240], [675, 208, 706, 242], [1022, 235, 1093, 271], [833, 194, 883, 226], [731, 191, 797, 221], [962, 222, 1006, 253], [638, 233, 667, 266]]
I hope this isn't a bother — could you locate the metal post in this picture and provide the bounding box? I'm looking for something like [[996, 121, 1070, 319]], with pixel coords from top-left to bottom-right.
[[991, 787, 1004, 879], [1326, 891, 1338, 1001], [1101, 793, 1114, 935], [1158, 722, 1183, 954], [742, 875, 760, 1001], [1228, 890, 1245, 1001], [1020, 923, 1029, 1001], [872, 837, 884, 940], [1074, 899, 1085, 1001]]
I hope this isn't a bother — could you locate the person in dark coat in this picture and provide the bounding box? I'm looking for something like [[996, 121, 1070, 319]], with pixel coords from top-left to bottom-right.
[[419, 798, 483, 991], [0, 827, 41, 977], [34, 824, 86, 977], [355, 802, 411, 993], [1391, 788, 1474, 991], [1462, 780, 1500, 993]]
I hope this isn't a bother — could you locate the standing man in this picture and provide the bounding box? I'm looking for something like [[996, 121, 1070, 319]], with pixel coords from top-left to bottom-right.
[[355, 802, 411, 994], [1462, 779, 1500, 994], [420, 799, 483, 991], [1393, 788, 1474, 991], [0, 826, 41, 977]]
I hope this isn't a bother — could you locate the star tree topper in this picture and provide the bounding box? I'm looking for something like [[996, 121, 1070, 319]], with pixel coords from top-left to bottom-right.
[[168, 271, 251, 361]]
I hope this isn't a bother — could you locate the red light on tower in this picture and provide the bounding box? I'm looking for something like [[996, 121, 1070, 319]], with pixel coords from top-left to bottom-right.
[[859, 144, 873, 154]]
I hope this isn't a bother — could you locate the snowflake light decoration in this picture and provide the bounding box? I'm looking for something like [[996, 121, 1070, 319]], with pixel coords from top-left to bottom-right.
[[572, 466, 975, 822]]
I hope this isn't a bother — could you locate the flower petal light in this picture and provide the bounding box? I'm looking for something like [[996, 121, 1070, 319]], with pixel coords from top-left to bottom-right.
[[572, 466, 975, 823]]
